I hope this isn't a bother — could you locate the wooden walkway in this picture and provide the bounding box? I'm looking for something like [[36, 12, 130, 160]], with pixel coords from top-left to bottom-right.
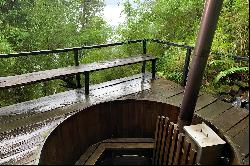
[[0, 74, 248, 165]]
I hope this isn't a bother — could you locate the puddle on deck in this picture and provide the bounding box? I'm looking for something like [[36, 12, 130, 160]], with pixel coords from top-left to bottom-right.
[[0, 116, 66, 164]]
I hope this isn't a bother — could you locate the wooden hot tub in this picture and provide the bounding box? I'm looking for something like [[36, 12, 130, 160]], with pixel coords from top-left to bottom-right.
[[39, 99, 240, 165], [39, 99, 179, 164]]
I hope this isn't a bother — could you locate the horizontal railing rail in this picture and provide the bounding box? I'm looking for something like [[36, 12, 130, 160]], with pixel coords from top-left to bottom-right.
[[0, 38, 248, 87], [150, 39, 194, 49], [0, 39, 143, 58]]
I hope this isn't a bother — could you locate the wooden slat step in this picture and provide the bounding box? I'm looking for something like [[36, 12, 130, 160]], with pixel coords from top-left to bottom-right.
[[0, 55, 156, 88], [162, 122, 175, 165], [153, 116, 169, 165], [75, 143, 101, 165], [75, 138, 154, 165]]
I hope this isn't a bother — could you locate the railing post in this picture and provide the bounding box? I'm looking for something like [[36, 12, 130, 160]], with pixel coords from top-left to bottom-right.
[[141, 39, 147, 73], [152, 59, 156, 80], [182, 48, 192, 87], [73, 48, 81, 88], [84, 71, 89, 95]]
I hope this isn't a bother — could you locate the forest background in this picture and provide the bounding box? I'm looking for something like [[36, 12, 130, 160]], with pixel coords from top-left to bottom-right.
[[0, 0, 248, 107]]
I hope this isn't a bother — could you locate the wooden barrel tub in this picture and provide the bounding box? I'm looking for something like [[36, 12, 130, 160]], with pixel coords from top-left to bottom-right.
[[38, 99, 240, 165]]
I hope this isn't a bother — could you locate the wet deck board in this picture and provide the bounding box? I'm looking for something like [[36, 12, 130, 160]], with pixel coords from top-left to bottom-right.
[[0, 75, 249, 165], [0, 55, 156, 88], [194, 94, 217, 111], [196, 100, 233, 121], [211, 107, 249, 132], [0, 73, 153, 164], [232, 124, 249, 155], [227, 116, 249, 138], [0, 74, 151, 126]]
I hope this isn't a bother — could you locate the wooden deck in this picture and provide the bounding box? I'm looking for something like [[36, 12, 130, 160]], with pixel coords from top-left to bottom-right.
[[0, 73, 248, 165]]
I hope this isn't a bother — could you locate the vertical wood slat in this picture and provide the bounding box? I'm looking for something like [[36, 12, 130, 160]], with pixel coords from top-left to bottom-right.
[[187, 148, 197, 165], [167, 124, 179, 165], [154, 116, 167, 165], [181, 141, 192, 165], [152, 116, 160, 164], [173, 133, 185, 165], [153, 116, 197, 165], [162, 122, 175, 165], [158, 117, 170, 165]]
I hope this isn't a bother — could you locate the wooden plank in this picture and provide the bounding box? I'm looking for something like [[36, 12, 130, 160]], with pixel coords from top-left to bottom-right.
[[103, 142, 154, 149], [125, 78, 184, 103], [75, 143, 100, 165], [173, 133, 185, 165], [166, 92, 184, 107], [23, 159, 39, 165], [181, 141, 191, 165], [0, 75, 154, 164], [84, 143, 106, 165], [162, 122, 175, 165], [227, 116, 249, 138], [0, 73, 150, 120], [168, 125, 179, 165], [0, 147, 39, 165], [154, 116, 165, 165], [187, 149, 197, 165], [196, 100, 232, 121], [212, 107, 249, 132], [194, 94, 217, 111], [158, 117, 170, 165], [0, 74, 152, 133], [0, 55, 156, 88], [232, 124, 249, 156], [152, 116, 160, 164], [102, 138, 154, 143], [84, 142, 154, 165], [166, 92, 204, 107]]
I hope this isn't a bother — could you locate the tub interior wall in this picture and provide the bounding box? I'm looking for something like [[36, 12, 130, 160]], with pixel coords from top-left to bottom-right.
[[39, 100, 180, 164]]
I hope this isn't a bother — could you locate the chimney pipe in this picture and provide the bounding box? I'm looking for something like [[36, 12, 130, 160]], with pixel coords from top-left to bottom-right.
[[177, 0, 223, 129]]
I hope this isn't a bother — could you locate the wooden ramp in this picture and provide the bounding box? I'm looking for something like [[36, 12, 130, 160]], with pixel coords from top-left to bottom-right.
[[0, 75, 248, 165]]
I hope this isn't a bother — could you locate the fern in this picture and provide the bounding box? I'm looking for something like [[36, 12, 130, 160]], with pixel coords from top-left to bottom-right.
[[214, 67, 249, 83]]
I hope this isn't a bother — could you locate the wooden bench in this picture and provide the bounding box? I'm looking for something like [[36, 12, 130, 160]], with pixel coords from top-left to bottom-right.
[[152, 116, 197, 165], [75, 116, 197, 165], [75, 138, 155, 165], [0, 55, 157, 95]]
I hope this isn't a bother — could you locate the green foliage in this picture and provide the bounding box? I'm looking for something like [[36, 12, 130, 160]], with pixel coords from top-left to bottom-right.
[[117, 0, 203, 44], [0, 0, 249, 107], [0, 0, 112, 107], [156, 47, 186, 84], [116, 0, 249, 97], [214, 67, 248, 83]]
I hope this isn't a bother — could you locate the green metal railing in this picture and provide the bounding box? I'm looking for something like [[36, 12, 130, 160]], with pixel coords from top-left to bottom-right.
[[0, 39, 247, 88]]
